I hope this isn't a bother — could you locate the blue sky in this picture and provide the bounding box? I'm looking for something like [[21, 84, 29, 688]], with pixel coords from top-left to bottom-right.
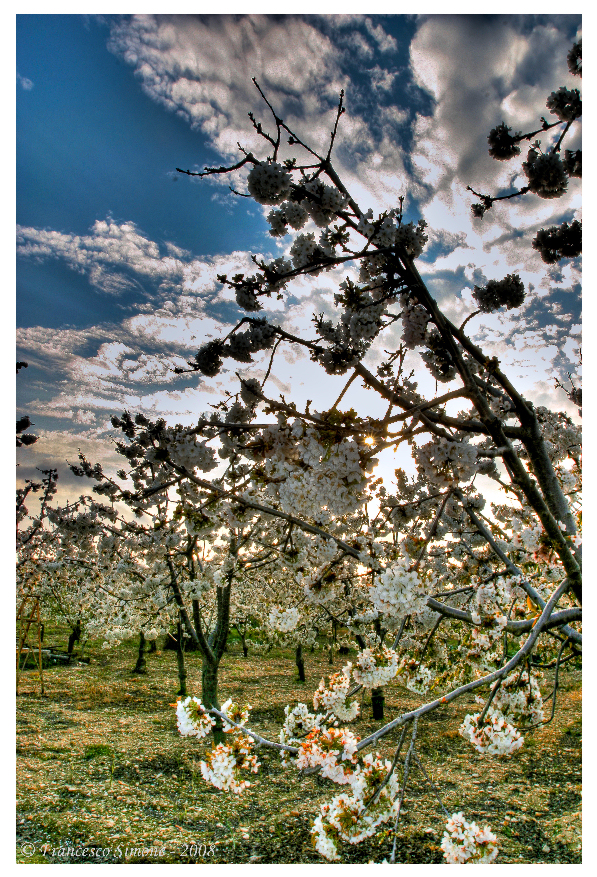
[[16, 13, 582, 501]]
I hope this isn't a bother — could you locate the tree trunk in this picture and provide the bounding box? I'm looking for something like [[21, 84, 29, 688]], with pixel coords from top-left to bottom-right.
[[328, 619, 338, 664], [132, 630, 147, 674], [202, 659, 225, 744], [355, 633, 366, 650], [67, 619, 82, 659], [235, 624, 249, 658], [176, 621, 188, 697], [371, 687, 385, 720], [201, 581, 232, 744], [295, 643, 306, 682], [148, 639, 157, 653]]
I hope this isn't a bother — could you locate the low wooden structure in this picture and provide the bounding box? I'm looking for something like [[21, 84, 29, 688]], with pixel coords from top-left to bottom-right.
[[16, 592, 45, 695]]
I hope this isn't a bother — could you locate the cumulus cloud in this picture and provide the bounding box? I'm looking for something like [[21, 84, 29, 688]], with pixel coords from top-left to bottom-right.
[[104, 14, 415, 215], [409, 16, 581, 211], [17, 219, 188, 295], [16, 15, 581, 507], [402, 15, 582, 387], [106, 15, 346, 159]]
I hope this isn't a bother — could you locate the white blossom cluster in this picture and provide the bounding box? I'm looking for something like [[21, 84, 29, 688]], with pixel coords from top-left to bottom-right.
[[312, 292, 387, 372], [279, 703, 325, 748], [469, 580, 509, 644], [186, 569, 214, 592], [164, 432, 218, 473], [100, 626, 138, 648], [238, 377, 262, 406], [269, 427, 367, 522], [533, 219, 582, 264], [355, 208, 428, 258], [311, 752, 401, 860], [264, 256, 294, 291], [266, 179, 348, 239], [341, 296, 386, 343], [400, 300, 430, 348], [404, 663, 433, 694], [352, 646, 400, 689], [268, 605, 300, 632], [420, 330, 458, 383], [459, 706, 524, 756], [489, 393, 514, 419], [358, 252, 387, 284], [267, 207, 291, 237], [370, 561, 429, 622], [199, 734, 260, 794], [226, 332, 261, 363], [441, 812, 499, 864], [533, 407, 581, 464], [472, 274, 525, 313], [356, 208, 381, 240], [415, 438, 478, 488], [522, 149, 568, 199], [487, 122, 522, 160], [475, 578, 509, 613], [220, 698, 252, 731], [283, 200, 310, 229], [295, 535, 339, 569], [556, 466, 578, 495], [176, 696, 216, 739], [480, 670, 544, 726], [289, 232, 320, 269], [395, 219, 429, 258], [302, 177, 348, 226], [546, 87, 582, 122], [296, 727, 360, 785], [313, 665, 360, 722], [508, 518, 543, 554], [246, 161, 292, 205], [470, 618, 507, 654], [46, 507, 104, 536]]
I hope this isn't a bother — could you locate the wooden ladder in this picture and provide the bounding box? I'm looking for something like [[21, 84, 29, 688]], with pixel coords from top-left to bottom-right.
[[16, 592, 45, 695]]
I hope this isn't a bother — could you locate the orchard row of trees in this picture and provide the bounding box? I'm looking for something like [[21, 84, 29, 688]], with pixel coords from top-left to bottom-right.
[[17, 37, 581, 863]]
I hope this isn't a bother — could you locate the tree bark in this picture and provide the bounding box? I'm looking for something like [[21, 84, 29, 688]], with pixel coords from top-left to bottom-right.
[[176, 620, 188, 697], [235, 623, 249, 658], [67, 619, 82, 659], [371, 687, 385, 720], [201, 659, 225, 744], [132, 630, 147, 674], [295, 643, 306, 682]]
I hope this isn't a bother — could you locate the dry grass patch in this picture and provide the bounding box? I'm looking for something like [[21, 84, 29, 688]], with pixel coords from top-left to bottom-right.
[[16, 627, 581, 864]]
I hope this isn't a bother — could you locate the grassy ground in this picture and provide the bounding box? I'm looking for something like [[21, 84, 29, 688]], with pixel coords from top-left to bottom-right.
[[16, 625, 581, 864]]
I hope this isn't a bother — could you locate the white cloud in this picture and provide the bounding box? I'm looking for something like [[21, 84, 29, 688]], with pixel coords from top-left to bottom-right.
[[17, 219, 186, 295], [17, 72, 34, 90], [104, 15, 414, 215], [17, 15, 581, 505], [363, 18, 398, 53], [107, 14, 347, 162]]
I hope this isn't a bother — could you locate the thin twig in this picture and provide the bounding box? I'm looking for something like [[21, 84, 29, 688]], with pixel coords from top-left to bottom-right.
[[363, 723, 410, 814], [390, 717, 419, 863], [477, 676, 503, 726], [412, 749, 450, 818]]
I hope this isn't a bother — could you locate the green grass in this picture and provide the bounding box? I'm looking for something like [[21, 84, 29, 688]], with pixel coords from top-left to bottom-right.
[[84, 744, 114, 760]]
